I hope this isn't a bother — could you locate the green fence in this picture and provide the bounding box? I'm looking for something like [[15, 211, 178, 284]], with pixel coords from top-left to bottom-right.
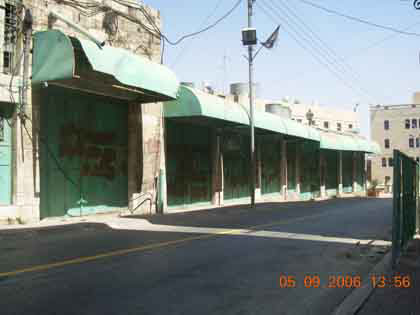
[[392, 149, 419, 268]]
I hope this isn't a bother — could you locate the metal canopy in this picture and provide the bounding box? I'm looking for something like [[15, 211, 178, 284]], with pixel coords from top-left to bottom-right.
[[319, 130, 381, 154], [32, 30, 179, 102], [164, 86, 321, 141]]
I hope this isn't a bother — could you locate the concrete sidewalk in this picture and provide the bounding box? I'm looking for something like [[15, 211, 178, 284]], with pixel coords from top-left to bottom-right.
[[356, 238, 420, 315]]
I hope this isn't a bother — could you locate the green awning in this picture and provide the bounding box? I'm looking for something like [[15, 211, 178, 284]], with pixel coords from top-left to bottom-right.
[[32, 30, 179, 102], [319, 130, 381, 154], [164, 86, 320, 141]]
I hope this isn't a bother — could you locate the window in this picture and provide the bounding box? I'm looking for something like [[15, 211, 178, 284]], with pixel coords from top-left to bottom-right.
[[413, 119, 418, 128], [405, 119, 410, 129], [348, 124, 353, 129], [337, 123, 342, 131], [385, 176, 391, 185], [417, 157, 420, 163], [297, 119, 302, 123], [384, 120, 389, 130], [384, 139, 390, 149], [417, 138, 420, 148], [409, 138, 414, 148], [382, 158, 386, 167], [3, 51, 12, 74], [388, 158, 393, 167], [324, 121, 329, 129]]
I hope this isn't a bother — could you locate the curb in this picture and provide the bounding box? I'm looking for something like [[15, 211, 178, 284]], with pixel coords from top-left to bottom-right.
[[332, 251, 392, 315]]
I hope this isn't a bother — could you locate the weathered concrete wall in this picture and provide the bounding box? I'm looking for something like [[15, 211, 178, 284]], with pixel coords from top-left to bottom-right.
[[6, 0, 164, 222]]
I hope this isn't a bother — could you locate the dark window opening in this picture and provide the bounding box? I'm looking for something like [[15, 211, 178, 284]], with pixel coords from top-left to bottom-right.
[[324, 121, 329, 129], [405, 119, 410, 129], [413, 119, 418, 128], [3, 51, 13, 74], [384, 120, 389, 130], [384, 139, 390, 149], [382, 158, 386, 167], [417, 138, 420, 148], [409, 138, 414, 148], [337, 123, 342, 131], [348, 124, 353, 129], [388, 158, 393, 167]]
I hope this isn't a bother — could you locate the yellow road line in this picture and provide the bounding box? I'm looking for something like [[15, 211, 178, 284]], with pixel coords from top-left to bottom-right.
[[0, 212, 327, 278]]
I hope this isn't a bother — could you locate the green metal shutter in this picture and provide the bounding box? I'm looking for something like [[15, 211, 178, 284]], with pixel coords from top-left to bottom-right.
[[0, 117, 12, 204], [354, 152, 365, 192], [166, 121, 212, 207], [223, 133, 250, 201], [342, 151, 354, 193], [324, 150, 338, 196], [261, 136, 281, 195], [287, 142, 297, 193], [300, 141, 320, 200], [40, 86, 128, 218]]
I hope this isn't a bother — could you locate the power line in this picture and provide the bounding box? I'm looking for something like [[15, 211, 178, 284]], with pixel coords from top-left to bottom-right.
[[272, 0, 378, 102], [171, 0, 224, 67], [285, 20, 420, 84], [295, 0, 420, 37], [259, 0, 378, 103]]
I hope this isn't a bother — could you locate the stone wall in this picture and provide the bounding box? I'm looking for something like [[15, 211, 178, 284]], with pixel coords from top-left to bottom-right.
[[5, 0, 165, 222]]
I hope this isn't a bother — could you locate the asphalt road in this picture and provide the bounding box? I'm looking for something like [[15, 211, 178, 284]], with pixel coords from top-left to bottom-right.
[[0, 198, 392, 315]]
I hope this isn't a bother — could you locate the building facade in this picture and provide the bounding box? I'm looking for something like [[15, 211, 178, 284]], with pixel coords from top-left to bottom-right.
[[0, 0, 177, 223], [370, 94, 420, 186]]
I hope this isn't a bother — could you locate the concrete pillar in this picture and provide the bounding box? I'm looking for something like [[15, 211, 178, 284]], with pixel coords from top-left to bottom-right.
[[320, 150, 326, 198], [13, 27, 40, 223], [280, 136, 287, 200], [338, 151, 343, 195], [211, 129, 223, 206], [296, 142, 301, 196]]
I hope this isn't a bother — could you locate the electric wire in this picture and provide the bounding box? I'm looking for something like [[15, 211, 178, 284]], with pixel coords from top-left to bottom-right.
[[295, 0, 420, 37], [259, 0, 378, 103], [272, 0, 378, 102], [171, 0, 224, 67]]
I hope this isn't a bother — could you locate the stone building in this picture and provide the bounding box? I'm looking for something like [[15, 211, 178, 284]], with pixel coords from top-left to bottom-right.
[[0, 0, 178, 223], [370, 93, 420, 187]]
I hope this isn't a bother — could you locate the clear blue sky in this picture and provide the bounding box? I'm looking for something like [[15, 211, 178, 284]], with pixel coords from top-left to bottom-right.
[[145, 0, 420, 137]]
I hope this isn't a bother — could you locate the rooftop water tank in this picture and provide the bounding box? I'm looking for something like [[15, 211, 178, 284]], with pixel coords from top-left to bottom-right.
[[266, 102, 291, 119], [230, 82, 260, 97]]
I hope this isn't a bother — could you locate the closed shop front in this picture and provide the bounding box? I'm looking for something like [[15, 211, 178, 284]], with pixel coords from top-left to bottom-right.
[[260, 136, 281, 195], [223, 133, 250, 201], [354, 152, 365, 192], [40, 86, 128, 218], [166, 121, 212, 208], [342, 151, 354, 193], [324, 150, 338, 196], [0, 116, 12, 205], [300, 141, 320, 200], [287, 142, 297, 194]]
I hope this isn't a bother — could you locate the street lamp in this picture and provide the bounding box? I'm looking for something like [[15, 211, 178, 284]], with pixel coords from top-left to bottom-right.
[[306, 109, 314, 126], [242, 0, 280, 208]]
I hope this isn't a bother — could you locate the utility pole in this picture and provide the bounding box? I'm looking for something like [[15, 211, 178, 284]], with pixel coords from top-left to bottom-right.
[[21, 8, 33, 121], [247, 0, 256, 208]]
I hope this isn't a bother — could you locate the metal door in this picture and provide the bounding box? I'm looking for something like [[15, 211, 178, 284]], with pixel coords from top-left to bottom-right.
[[300, 141, 320, 200], [223, 133, 250, 201], [40, 86, 128, 218], [342, 151, 353, 193], [261, 137, 281, 195], [324, 150, 338, 196], [0, 117, 11, 204], [166, 121, 212, 207], [287, 142, 296, 193]]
